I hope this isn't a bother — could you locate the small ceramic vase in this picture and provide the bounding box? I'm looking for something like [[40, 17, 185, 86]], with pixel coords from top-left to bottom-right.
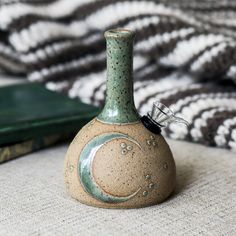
[[64, 29, 181, 208]]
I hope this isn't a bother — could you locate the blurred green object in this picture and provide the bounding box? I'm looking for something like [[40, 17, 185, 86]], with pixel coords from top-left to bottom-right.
[[0, 83, 100, 162]]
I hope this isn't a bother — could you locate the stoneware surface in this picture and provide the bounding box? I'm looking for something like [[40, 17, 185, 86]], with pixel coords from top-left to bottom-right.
[[64, 118, 175, 208], [64, 29, 176, 208]]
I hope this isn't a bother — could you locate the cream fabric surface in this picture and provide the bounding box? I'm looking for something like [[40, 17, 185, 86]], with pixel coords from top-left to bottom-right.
[[0, 139, 235, 236]]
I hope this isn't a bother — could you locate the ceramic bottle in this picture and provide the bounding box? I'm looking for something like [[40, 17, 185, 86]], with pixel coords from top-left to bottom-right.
[[64, 29, 177, 208]]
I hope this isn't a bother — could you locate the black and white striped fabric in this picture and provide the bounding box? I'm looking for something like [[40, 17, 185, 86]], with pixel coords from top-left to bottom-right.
[[1, 0, 236, 150]]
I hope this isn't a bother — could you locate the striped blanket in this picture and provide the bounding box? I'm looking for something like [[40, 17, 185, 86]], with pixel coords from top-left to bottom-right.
[[1, 0, 236, 150]]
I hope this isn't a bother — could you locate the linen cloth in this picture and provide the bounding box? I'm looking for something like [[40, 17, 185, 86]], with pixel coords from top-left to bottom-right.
[[0, 0, 236, 150], [0, 139, 235, 236]]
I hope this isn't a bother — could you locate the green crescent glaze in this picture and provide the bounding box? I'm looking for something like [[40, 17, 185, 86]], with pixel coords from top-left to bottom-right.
[[97, 29, 140, 124], [78, 132, 141, 203]]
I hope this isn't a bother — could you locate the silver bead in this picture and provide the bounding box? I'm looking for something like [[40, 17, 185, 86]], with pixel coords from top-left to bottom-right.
[[120, 142, 127, 148], [163, 163, 168, 170], [145, 174, 151, 180], [146, 140, 151, 145], [121, 149, 127, 155], [127, 145, 133, 151], [149, 183, 154, 189], [142, 191, 148, 196]]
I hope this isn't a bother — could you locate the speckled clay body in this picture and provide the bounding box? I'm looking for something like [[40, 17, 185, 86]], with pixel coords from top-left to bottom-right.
[[64, 29, 176, 208]]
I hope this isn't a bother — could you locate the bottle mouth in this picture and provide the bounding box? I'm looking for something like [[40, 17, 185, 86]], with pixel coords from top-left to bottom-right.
[[104, 28, 135, 39]]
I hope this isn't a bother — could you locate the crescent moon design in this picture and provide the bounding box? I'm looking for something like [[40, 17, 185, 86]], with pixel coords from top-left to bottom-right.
[[78, 132, 141, 203]]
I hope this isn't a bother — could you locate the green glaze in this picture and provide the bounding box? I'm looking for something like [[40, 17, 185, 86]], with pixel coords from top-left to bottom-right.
[[78, 132, 141, 203], [97, 29, 140, 124]]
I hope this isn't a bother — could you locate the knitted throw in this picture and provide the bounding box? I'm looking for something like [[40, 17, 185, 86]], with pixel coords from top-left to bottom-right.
[[1, 0, 236, 150]]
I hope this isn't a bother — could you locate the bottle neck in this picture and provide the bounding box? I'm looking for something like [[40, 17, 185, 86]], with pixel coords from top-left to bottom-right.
[[98, 29, 140, 124]]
